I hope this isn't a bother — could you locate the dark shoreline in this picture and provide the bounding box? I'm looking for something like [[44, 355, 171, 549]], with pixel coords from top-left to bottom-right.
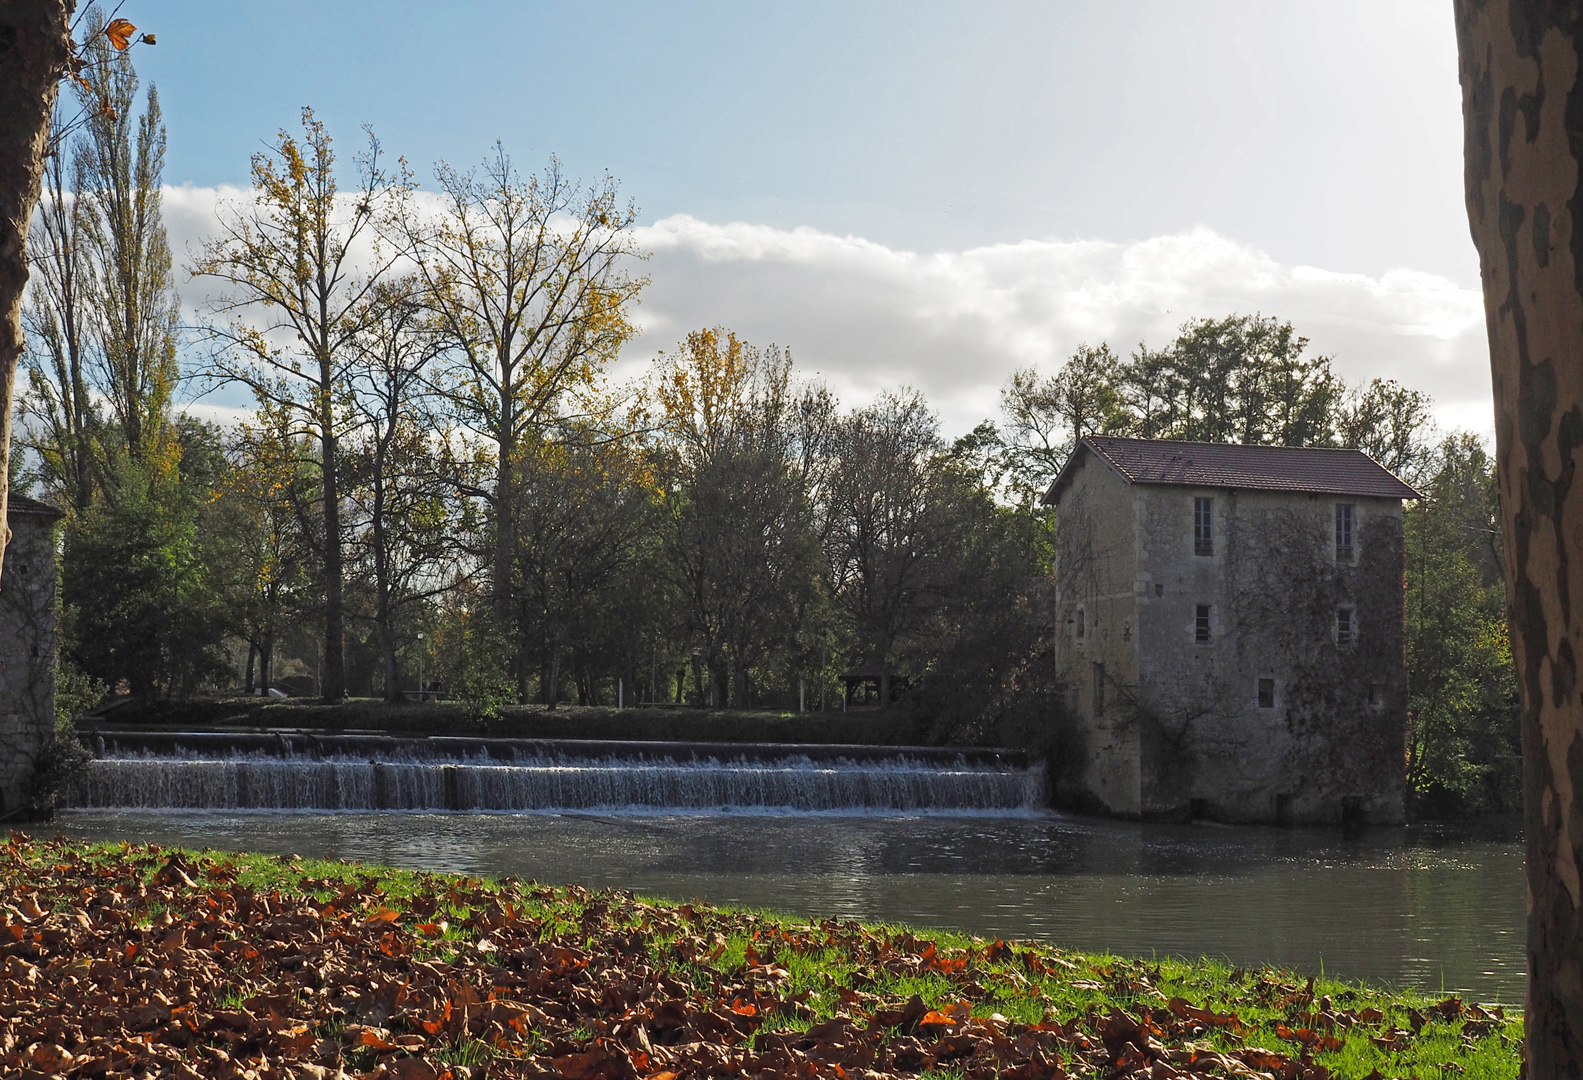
[[78, 696, 941, 746]]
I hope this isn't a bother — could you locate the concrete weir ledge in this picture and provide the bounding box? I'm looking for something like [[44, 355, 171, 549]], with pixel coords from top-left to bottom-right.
[[72, 731, 1045, 813]]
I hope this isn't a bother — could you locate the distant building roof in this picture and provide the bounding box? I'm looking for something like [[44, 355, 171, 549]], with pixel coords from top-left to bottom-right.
[[5, 494, 63, 520], [1043, 436, 1422, 505]]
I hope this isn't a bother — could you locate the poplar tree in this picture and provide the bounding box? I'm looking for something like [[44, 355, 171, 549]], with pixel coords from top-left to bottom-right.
[[72, 10, 177, 471], [0, 1, 74, 583], [21, 116, 98, 512], [26, 8, 178, 501]]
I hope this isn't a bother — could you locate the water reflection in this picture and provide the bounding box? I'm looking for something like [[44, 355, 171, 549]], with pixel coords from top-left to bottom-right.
[[57, 810, 1525, 1004]]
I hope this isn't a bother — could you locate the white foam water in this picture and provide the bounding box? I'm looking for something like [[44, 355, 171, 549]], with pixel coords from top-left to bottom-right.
[[71, 754, 1046, 814]]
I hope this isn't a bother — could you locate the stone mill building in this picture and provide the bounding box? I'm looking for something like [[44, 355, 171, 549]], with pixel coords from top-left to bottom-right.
[[0, 495, 63, 819], [1043, 436, 1419, 826]]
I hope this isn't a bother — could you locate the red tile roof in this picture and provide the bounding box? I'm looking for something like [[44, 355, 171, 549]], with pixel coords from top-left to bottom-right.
[[1044, 436, 1421, 504]]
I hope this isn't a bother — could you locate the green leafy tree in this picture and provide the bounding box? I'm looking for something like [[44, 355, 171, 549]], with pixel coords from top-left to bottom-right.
[[1151, 315, 1339, 445], [514, 417, 664, 708], [1000, 343, 1124, 500], [1405, 435, 1520, 815], [654, 329, 824, 708], [214, 405, 319, 695], [903, 443, 1051, 739], [61, 452, 226, 699], [431, 585, 514, 720], [824, 388, 943, 707], [1337, 378, 1435, 482]]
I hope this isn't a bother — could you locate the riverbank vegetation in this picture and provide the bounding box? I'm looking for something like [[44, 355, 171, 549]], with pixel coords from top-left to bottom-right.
[[2, 835, 1519, 1079], [19, 35, 1515, 816], [78, 698, 934, 746]]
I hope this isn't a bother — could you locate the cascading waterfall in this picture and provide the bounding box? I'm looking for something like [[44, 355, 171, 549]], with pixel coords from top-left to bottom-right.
[[70, 734, 1045, 814]]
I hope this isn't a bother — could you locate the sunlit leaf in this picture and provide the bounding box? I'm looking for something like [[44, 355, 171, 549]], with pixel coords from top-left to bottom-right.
[[104, 18, 136, 50]]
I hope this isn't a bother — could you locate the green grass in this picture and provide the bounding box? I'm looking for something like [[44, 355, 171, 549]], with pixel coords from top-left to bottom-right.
[[27, 838, 1523, 1080]]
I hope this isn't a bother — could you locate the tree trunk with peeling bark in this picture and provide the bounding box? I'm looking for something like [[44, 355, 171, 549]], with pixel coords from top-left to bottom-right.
[[0, 2, 73, 579], [1456, 4, 1583, 1076]]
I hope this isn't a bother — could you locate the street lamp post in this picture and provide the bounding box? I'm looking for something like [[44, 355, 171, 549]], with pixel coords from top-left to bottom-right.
[[416, 632, 425, 700]]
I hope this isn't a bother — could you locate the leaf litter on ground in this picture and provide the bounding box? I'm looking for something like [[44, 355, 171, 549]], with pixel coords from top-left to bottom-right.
[[0, 834, 1521, 1080]]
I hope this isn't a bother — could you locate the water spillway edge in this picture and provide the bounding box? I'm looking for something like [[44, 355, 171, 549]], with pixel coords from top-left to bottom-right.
[[72, 733, 1046, 814]]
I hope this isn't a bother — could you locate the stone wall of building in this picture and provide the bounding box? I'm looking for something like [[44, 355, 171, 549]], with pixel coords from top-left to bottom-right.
[[1131, 487, 1406, 825], [1050, 452, 1144, 815], [0, 503, 60, 819], [1053, 472, 1407, 825]]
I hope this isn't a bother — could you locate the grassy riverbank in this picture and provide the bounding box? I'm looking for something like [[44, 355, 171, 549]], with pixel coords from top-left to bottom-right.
[[1, 836, 1519, 1080], [79, 697, 935, 746]]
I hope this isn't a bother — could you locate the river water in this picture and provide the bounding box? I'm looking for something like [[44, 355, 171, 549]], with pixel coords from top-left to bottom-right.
[[56, 809, 1526, 1005]]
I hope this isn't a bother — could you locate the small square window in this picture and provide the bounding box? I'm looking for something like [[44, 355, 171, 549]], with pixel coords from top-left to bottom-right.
[[1258, 678, 1275, 708], [1336, 607, 1355, 647], [1335, 503, 1355, 561], [1195, 604, 1211, 643], [1194, 497, 1214, 556]]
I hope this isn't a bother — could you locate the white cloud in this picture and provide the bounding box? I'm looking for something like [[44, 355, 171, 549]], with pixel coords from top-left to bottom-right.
[[165, 189, 1493, 442], [625, 215, 1492, 441], [175, 402, 253, 428]]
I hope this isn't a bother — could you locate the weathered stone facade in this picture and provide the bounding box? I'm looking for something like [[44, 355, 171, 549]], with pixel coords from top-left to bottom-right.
[[0, 496, 62, 819], [1046, 438, 1415, 826]]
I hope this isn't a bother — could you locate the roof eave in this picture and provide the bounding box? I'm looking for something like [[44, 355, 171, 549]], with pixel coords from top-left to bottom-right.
[[1042, 437, 1135, 505], [5, 496, 64, 521], [1122, 478, 1422, 501]]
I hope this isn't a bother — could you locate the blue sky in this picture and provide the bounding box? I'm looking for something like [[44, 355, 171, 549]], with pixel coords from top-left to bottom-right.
[[134, 1, 1488, 437]]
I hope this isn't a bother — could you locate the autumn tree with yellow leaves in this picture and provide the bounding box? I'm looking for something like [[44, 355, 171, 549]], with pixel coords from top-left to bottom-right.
[[390, 149, 646, 673], [653, 328, 826, 709], [192, 109, 408, 702]]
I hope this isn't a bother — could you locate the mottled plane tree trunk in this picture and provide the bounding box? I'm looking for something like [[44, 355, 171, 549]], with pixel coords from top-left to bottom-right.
[[1455, 4, 1583, 1076], [0, 2, 74, 580]]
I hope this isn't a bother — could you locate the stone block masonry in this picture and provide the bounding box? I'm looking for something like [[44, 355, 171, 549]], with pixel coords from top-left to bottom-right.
[[0, 496, 62, 819], [1044, 438, 1418, 826]]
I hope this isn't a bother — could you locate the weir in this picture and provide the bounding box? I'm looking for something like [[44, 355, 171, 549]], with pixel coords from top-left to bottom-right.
[[71, 732, 1045, 814]]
